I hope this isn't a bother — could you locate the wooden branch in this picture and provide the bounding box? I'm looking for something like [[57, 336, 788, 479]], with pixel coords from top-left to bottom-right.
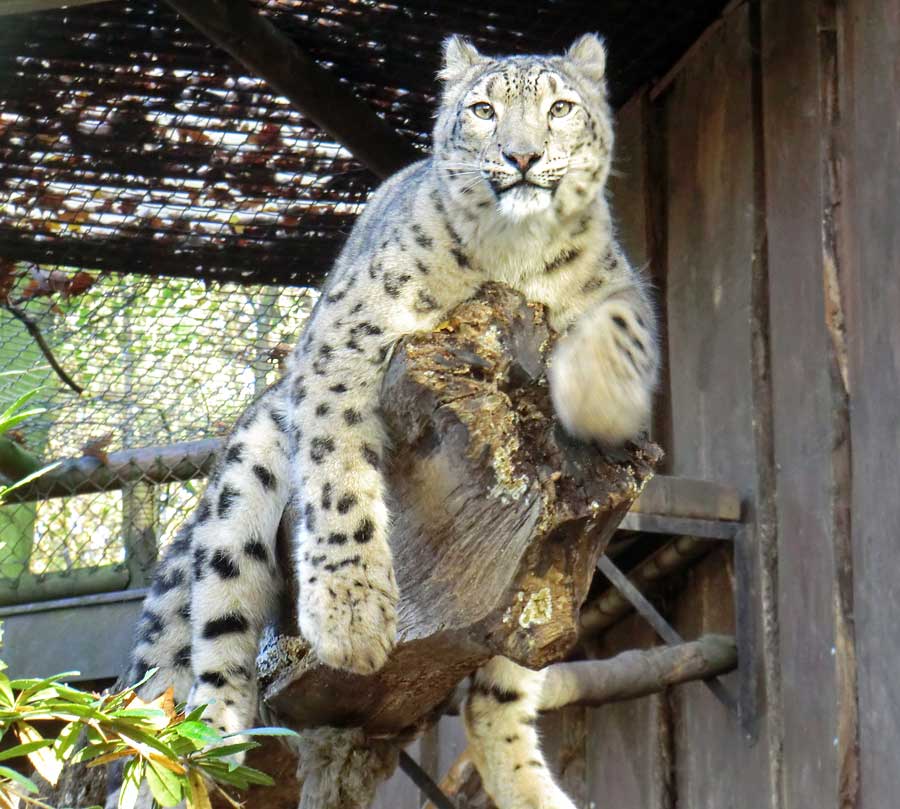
[[260, 283, 662, 738], [4, 303, 83, 393], [3, 438, 220, 502], [163, 0, 420, 179], [539, 634, 737, 710]]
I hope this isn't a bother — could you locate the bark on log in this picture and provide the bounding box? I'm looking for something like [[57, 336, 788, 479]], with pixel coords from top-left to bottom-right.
[[260, 283, 662, 738]]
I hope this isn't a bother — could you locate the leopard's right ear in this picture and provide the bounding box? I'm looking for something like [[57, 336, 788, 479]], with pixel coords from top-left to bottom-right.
[[439, 35, 487, 84]]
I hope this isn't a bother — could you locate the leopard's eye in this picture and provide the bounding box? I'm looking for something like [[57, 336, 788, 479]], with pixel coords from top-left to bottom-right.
[[470, 102, 495, 120], [550, 100, 575, 118]]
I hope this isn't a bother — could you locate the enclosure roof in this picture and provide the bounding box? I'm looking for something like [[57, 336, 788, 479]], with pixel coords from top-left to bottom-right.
[[0, 0, 729, 288]]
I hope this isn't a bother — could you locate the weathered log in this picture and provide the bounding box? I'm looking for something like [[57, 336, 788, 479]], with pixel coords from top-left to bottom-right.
[[259, 283, 661, 739]]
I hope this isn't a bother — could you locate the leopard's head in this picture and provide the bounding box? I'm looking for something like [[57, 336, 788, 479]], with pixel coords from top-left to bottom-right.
[[433, 34, 613, 222]]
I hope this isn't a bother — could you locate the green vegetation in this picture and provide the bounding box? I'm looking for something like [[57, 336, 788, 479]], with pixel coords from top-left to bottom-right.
[[0, 383, 293, 809], [0, 667, 296, 809]]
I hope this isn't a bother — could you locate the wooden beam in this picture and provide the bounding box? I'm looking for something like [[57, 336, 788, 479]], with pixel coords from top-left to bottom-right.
[[0, 0, 114, 15], [163, 0, 421, 179], [632, 475, 741, 521]]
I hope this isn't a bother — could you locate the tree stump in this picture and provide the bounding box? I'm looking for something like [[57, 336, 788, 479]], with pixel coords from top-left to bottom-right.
[[259, 283, 661, 738]]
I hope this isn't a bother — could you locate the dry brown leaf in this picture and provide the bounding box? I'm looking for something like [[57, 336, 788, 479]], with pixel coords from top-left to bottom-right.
[[81, 433, 115, 464], [64, 271, 96, 298], [188, 771, 213, 809], [147, 752, 186, 776], [0, 259, 18, 303]]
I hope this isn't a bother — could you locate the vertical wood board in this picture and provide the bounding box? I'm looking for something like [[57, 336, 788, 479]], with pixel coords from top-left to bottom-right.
[[841, 0, 900, 804], [663, 6, 772, 807], [585, 616, 669, 809], [760, 0, 845, 805]]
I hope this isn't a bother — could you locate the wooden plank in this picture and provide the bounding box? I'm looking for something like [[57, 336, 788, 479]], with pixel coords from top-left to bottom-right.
[[662, 5, 775, 807], [608, 93, 652, 271], [584, 616, 669, 809], [632, 475, 741, 521], [840, 0, 900, 805], [760, 0, 850, 805], [609, 90, 672, 458]]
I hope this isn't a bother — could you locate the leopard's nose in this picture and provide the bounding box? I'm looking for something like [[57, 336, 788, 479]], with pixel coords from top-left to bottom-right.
[[502, 150, 542, 174]]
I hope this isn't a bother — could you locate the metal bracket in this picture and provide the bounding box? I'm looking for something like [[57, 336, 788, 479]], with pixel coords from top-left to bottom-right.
[[597, 554, 739, 718], [398, 748, 457, 809]]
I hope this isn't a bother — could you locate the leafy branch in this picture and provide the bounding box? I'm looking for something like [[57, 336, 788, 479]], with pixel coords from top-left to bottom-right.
[[0, 373, 59, 500], [0, 373, 293, 808], [0, 666, 296, 809]]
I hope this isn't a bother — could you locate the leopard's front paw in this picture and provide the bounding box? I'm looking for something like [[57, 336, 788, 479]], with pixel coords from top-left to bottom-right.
[[298, 561, 399, 675], [549, 300, 657, 447]]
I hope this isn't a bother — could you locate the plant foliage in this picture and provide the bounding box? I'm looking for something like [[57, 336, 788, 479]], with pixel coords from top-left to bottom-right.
[[0, 665, 297, 809]]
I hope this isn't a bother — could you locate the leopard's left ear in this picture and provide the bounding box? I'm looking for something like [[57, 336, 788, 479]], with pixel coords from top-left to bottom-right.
[[566, 33, 607, 84]]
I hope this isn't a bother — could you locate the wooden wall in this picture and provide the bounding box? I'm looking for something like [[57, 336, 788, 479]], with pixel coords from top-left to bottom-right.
[[370, 0, 899, 806]]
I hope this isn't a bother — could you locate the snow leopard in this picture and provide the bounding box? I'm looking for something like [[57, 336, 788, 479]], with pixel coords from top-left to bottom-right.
[[120, 33, 658, 809]]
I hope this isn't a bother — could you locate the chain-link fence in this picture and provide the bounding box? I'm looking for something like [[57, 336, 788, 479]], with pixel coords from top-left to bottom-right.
[[0, 270, 315, 603]]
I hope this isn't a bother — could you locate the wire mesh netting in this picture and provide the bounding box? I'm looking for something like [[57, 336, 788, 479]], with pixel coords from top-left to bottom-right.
[[0, 271, 315, 602], [0, 0, 729, 605]]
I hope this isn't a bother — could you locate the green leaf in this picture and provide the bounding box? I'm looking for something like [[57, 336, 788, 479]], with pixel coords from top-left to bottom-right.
[[174, 721, 221, 744], [0, 739, 54, 762], [0, 672, 14, 708], [0, 460, 61, 498], [109, 722, 179, 759], [11, 670, 81, 701], [54, 719, 84, 762], [118, 758, 144, 809], [228, 764, 274, 786], [183, 704, 208, 723], [145, 760, 184, 807], [195, 761, 250, 789], [226, 726, 299, 738], [0, 764, 39, 794], [0, 409, 46, 436], [71, 741, 119, 764], [112, 707, 169, 723], [200, 760, 273, 788], [0, 387, 44, 430], [194, 742, 258, 760]]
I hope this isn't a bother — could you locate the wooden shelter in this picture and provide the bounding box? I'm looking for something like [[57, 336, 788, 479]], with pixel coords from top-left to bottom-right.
[[1, 1, 898, 808]]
